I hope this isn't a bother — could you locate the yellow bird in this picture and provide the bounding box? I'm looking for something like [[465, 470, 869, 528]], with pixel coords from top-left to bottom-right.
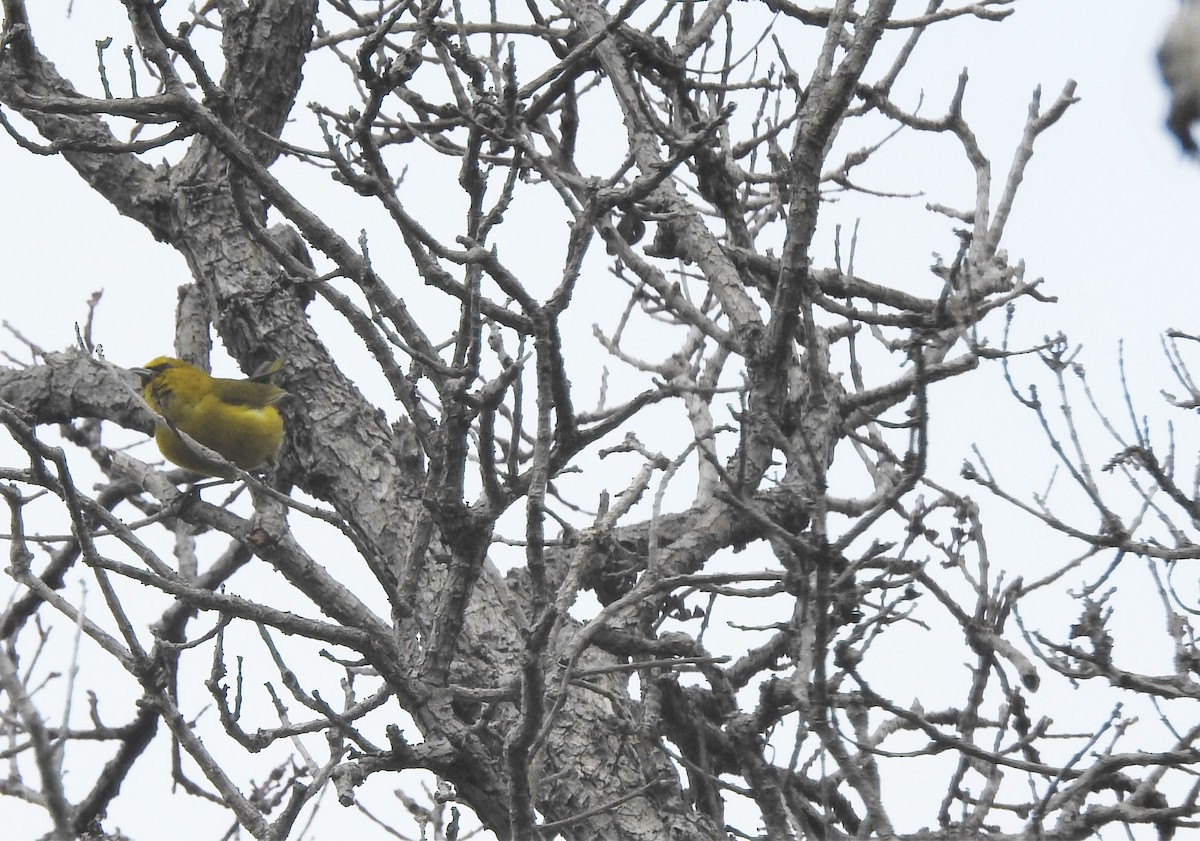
[[134, 356, 286, 478]]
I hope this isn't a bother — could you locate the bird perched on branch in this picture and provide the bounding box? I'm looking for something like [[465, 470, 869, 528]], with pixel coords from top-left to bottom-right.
[[134, 356, 286, 478]]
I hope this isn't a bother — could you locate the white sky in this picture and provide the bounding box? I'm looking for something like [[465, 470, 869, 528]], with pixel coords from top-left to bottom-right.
[[2, 2, 1199, 839]]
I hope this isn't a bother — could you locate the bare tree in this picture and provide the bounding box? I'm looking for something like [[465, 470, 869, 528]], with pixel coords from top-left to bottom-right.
[[1, 1, 1191, 839], [963, 330, 1200, 838]]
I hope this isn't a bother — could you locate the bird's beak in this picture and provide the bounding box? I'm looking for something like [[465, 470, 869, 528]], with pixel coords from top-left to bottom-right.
[[131, 367, 153, 385]]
